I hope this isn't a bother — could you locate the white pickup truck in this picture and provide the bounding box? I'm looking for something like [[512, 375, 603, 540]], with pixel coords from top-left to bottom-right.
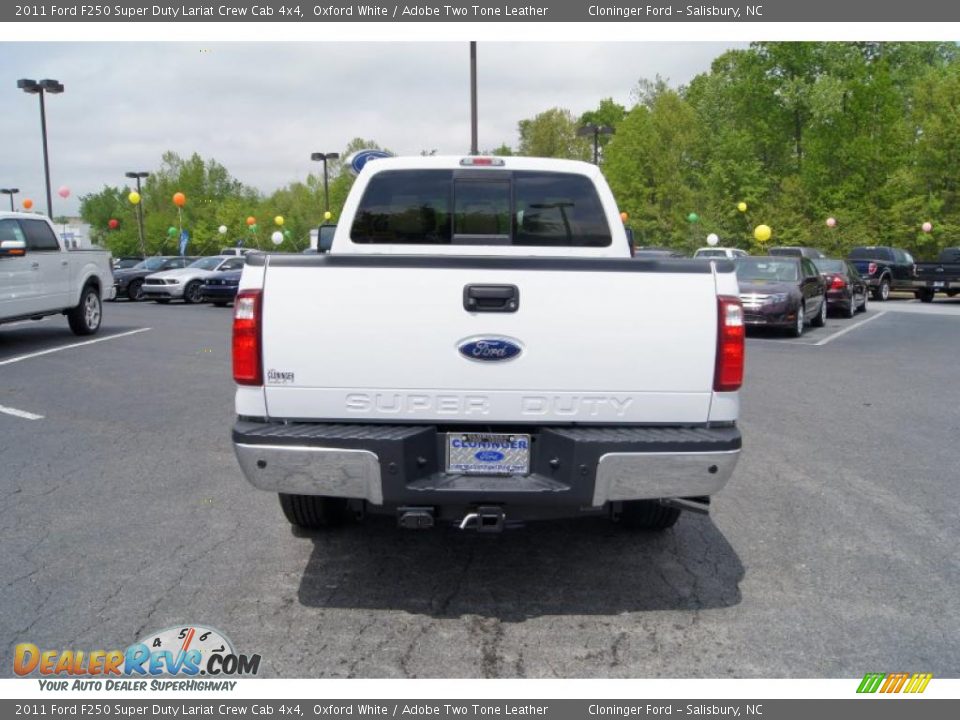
[[231, 156, 744, 533], [0, 212, 115, 335]]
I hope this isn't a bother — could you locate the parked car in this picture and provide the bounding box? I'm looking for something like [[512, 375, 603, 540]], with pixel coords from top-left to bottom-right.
[[769, 246, 826, 259], [0, 212, 115, 335], [201, 269, 241, 306], [812, 258, 868, 317], [736, 255, 827, 337], [113, 256, 144, 270], [694, 247, 748, 259], [220, 247, 257, 256], [142, 255, 246, 304], [633, 246, 686, 258], [113, 256, 196, 301], [912, 247, 960, 302], [847, 246, 916, 301]]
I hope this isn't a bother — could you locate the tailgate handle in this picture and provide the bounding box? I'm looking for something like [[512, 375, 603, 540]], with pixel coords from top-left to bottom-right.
[[463, 284, 519, 313]]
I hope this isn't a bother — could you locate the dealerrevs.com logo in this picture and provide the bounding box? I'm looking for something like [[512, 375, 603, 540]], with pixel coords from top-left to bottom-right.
[[15, 625, 261, 690]]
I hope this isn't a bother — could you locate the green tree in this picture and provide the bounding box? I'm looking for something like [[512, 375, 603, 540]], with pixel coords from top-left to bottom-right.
[[517, 107, 591, 160]]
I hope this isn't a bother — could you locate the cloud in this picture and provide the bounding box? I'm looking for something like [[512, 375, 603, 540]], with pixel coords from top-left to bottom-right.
[[0, 41, 741, 215]]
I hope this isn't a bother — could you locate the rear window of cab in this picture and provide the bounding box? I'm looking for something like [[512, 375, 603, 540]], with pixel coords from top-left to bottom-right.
[[349, 170, 612, 247]]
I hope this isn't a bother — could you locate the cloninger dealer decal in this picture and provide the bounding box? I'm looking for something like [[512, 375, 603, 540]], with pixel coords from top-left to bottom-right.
[[14, 625, 260, 690]]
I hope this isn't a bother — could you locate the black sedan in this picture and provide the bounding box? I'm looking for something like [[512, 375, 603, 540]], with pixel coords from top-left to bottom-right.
[[812, 258, 868, 317], [113, 256, 196, 301], [736, 256, 827, 337], [201, 269, 241, 306]]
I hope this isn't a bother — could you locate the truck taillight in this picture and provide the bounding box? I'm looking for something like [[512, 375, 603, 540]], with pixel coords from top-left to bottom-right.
[[714, 296, 744, 392], [233, 289, 262, 386]]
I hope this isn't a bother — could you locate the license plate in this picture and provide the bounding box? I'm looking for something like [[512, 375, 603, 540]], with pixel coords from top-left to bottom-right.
[[445, 433, 531, 475]]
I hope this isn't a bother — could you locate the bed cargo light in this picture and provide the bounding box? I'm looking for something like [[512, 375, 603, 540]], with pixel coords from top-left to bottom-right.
[[460, 157, 505, 167]]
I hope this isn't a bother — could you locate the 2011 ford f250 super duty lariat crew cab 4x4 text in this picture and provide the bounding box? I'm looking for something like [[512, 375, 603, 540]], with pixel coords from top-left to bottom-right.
[[0, 212, 115, 335], [231, 156, 744, 533]]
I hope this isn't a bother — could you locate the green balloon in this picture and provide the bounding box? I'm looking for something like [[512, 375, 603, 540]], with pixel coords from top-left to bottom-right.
[[283, 230, 291, 238], [687, 213, 699, 223], [167, 226, 177, 237], [249, 223, 258, 232]]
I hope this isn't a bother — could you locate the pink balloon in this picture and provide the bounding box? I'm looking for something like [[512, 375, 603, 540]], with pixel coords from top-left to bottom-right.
[[57, 186, 70, 199], [826, 217, 836, 228], [922, 221, 933, 233]]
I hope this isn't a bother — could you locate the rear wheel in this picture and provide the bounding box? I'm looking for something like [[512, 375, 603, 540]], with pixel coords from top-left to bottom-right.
[[858, 290, 868, 312], [67, 285, 101, 336], [618, 500, 681, 531], [874, 277, 891, 301], [278, 494, 351, 529], [918, 288, 935, 303], [127, 279, 144, 302], [845, 293, 857, 318]]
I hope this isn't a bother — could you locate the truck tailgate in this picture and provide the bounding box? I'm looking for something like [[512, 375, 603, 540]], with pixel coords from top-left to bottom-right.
[[258, 255, 723, 424]]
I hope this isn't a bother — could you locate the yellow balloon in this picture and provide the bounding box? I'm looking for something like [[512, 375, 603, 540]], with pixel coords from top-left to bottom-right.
[[737, 202, 747, 213], [323, 211, 332, 221], [128, 191, 141, 205], [274, 215, 284, 226], [754, 224, 772, 243]]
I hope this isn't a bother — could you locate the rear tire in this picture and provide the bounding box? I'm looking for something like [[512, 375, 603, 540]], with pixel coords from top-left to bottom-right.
[[918, 288, 935, 303], [154, 298, 170, 304], [127, 279, 144, 302], [618, 500, 681, 531], [67, 285, 101, 336], [858, 291, 868, 313], [278, 494, 351, 529], [845, 294, 857, 318], [873, 277, 891, 301]]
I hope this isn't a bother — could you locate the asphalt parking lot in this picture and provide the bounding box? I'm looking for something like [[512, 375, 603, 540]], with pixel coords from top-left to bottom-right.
[[2, 297, 959, 678]]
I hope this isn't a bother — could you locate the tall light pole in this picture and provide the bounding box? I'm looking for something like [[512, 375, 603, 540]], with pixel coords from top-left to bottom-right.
[[0, 188, 19, 211], [310, 152, 339, 215], [125, 171, 149, 257], [470, 41, 478, 155], [18, 78, 64, 218], [577, 123, 615, 165]]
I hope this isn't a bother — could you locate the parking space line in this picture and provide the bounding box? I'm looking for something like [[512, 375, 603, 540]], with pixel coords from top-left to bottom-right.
[[812, 311, 888, 346], [0, 327, 152, 367], [746, 311, 888, 346], [0, 404, 43, 420]]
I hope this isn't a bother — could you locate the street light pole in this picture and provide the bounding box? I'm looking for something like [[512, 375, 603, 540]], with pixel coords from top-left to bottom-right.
[[0, 188, 19, 211], [576, 123, 615, 165], [18, 79, 64, 218], [470, 41, 478, 155], [310, 152, 340, 215], [125, 171, 150, 257]]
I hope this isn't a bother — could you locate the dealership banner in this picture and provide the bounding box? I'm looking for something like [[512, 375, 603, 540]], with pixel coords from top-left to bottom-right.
[[4, 0, 960, 23], [0, 699, 958, 719]]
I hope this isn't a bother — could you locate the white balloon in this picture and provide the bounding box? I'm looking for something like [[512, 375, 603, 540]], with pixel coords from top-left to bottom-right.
[[271, 231, 284, 246], [706, 233, 720, 246], [218, 225, 228, 235]]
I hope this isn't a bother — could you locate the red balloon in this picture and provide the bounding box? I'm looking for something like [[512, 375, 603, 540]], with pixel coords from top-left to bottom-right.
[[108, 219, 119, 230], [172, 192, 186, 207]]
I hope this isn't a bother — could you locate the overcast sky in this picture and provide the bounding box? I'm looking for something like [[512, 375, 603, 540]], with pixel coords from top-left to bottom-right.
[[1, 42, 741, 216]]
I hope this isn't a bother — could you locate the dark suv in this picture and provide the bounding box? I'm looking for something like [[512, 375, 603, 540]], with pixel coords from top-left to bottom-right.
[[847, 246, 916, 301]]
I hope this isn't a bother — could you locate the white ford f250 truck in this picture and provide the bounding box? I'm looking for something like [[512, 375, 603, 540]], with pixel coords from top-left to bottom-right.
[[0, 212, 115, 335], [231, 156, 744, 533]]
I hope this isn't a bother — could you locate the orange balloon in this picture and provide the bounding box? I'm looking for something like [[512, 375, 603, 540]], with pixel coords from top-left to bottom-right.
[[22, 198, 33, 210], [620, 211, 628, 222], [246, 216, 256, 226], [172, 192, 186, 207]]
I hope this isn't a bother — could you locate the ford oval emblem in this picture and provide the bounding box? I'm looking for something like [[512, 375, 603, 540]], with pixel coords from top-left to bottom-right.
[[475, 450, 505, 463], [458, 337, 522, 363]]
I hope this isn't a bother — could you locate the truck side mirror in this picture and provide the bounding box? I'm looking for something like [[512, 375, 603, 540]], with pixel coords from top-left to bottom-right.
[[0, 240, 26, 257], [317, 224, 336, 254]]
